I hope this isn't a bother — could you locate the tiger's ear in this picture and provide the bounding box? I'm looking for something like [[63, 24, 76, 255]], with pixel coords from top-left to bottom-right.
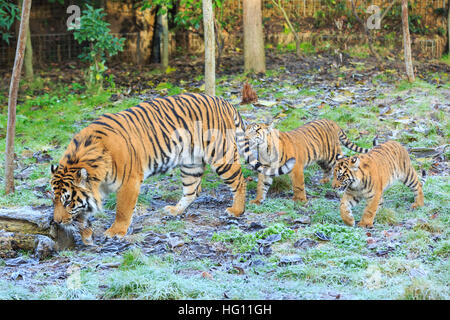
[[350, 157, 360, 171], [76, 168, 89, 186], [335, 154, 344, 161], [50, 164, 58, 174]]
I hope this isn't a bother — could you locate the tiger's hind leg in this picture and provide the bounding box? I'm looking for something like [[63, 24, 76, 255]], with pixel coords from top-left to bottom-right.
[[212, 161, 246, 217], [290, 162, 307, 203], [164, 164, 204, 216], [250, 172, 273, 205], [403, 167, 424, 209], [318, 160, 333, 184]]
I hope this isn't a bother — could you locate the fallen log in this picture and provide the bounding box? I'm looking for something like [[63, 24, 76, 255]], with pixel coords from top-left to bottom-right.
[[0, 207, 76, 259], [0, 207, 52, 235], [0, 230, 55, 260]]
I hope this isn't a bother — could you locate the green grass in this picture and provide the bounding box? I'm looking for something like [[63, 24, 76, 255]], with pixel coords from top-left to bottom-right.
[[211, 223, 295, 253], [439, 54, 450, 66], [0, 58, 448, 300]]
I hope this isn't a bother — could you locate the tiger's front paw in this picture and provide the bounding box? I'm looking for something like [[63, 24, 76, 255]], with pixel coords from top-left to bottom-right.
[[340, 211, 355, 227], [104, 225, 127, 238], [358, 220, 374, 228], [292, 196, 307, 203], [163, 205, 182, 216], [411, 201, 424, 209], [226, 207, 244, 217], [81, 227, 94, 246]]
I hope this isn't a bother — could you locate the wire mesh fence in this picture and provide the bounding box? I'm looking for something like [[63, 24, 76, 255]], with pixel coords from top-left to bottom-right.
[[0, 32, 141, 69], [0, 0, 447, 68], [222, 0, 448, 19]]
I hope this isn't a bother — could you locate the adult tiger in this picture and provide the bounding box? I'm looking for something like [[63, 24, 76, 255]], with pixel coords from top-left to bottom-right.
[[332, 140, 425, 228], [244, 119, 375, 204], [50, 93, 293, 243]]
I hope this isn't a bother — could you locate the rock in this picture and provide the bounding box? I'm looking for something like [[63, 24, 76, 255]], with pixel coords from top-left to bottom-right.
[[34, 235, 56, 260]]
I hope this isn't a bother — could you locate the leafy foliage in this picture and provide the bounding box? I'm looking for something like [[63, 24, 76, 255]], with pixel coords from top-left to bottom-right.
[[139, 0, 225, 32], [0, 2, 19, 44], [71, 5, 124, 90]]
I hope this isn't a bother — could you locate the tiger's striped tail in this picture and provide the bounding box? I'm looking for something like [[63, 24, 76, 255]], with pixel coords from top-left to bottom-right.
[[372, 135, 379, 147], [338, 129, 372, 153], [234, 111, 295, 177], [420, 169, 427, 186]]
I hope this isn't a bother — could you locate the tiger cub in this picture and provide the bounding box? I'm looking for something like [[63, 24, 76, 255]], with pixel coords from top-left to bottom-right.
[[244, 119, 373, 204], [50, 93, 285, 243], [332, 140, 425, 228]]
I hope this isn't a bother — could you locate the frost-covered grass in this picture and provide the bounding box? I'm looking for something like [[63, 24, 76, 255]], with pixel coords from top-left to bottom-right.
[[0, 59, 448, 300]]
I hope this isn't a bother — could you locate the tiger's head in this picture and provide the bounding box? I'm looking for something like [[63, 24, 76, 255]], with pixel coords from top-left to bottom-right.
[[332, 154, 361, 192], [50, 164, 100, 226], [244, 123, 278, 161], [244, 123, 273, 145]]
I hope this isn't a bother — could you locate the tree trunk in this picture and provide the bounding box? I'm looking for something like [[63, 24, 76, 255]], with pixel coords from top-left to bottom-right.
[[203, 0, 215, 95], [151, 11, 162, 63], [5, 0, 32, 194], [24, 21, 33, 81], [271, 0, 302, 58], [161, 6, 169, 70], [19, 0, 33, 81], [401, 0, 415, 82], [243, 0, 266, 74]]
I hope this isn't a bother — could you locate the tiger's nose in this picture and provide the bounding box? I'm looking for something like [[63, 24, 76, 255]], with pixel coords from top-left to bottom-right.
[[52, 216, 62, 224]]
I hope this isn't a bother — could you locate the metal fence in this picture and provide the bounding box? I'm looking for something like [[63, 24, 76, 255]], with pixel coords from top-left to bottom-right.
[[222, 0, 448, 19], [0, 0, 447, 68], [0, 32, 141, 69]]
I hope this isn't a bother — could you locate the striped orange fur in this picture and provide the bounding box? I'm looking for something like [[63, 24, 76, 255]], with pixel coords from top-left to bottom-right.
[[244, 119, 373, 204], [332, 140, 425, 228], [50, 93, 272, 242]]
